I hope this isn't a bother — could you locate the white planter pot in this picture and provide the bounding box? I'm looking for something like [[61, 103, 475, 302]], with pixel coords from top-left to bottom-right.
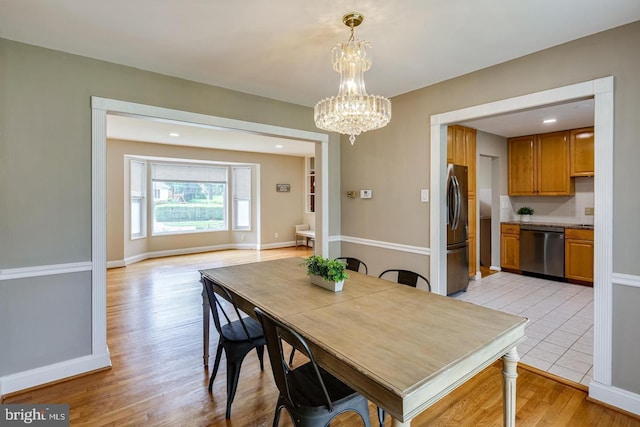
[[520, 214, 531, 223], [309, 274, 344, 292]]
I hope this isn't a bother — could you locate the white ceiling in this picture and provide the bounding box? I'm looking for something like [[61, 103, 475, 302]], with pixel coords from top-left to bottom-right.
[[106, 114, 317, 156], [1, 1, 636, 152], [461, 98, 595, 138]]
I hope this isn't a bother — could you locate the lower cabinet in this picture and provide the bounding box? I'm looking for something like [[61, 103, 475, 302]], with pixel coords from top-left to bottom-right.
[[500, 224, 520, 271], [500, 223, 593, 285], [565, 228, 594, 284]]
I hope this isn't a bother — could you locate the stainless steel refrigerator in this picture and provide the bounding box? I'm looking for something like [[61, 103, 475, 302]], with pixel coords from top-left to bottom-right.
[[446, 164, 470, 295]]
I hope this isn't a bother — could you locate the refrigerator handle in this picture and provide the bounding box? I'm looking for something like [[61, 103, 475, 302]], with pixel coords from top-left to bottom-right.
[[447, 176, 454, 226], [452, 176, 461, 230]]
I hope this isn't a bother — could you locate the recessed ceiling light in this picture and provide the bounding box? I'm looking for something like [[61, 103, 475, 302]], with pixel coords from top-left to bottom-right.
[[275, 144, 283, 148], [169, 132, 180, 137], [543, 119, 557, 124]]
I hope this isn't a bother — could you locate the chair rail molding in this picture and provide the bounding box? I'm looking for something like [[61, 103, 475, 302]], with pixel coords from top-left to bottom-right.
[[338, 235, 430, 256], [0, 261, 92, 281], [612, 272, 640, 288]]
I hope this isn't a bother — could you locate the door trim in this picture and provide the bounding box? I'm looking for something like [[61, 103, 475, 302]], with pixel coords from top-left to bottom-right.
[[91, 97, 329, 370], [430, 77, 614, 398]]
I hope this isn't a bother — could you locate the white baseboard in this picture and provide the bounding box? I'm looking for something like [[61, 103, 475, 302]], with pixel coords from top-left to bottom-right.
[[108, 243, 265, 268], [106, 259, 126, 269], [589, 381, 640, 416], [260, 241, 297, 250], [0, 351, 111, 399], [108, 241, 308, 268], [490, 265, 501, 271]]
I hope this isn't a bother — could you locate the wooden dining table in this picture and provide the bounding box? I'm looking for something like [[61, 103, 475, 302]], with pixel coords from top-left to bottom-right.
[[199, 257, 526, 426]]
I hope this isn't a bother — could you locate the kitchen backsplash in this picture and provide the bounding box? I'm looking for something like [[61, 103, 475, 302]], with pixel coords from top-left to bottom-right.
[[506, 176, 594, 225]]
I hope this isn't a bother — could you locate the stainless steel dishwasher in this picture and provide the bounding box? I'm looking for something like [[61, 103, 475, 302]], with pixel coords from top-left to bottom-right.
[[519, 225, 565, 278]]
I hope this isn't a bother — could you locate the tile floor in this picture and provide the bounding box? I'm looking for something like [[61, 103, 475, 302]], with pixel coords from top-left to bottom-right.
[[452, 271, 594, 387]]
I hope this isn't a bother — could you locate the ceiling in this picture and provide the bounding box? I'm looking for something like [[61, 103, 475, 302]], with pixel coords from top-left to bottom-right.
[[106, 114, 317, 157], [1, 1, 636, 152]]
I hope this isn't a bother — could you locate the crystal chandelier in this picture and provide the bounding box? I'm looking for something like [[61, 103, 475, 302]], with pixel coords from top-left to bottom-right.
[[314, 12, 392, 145]]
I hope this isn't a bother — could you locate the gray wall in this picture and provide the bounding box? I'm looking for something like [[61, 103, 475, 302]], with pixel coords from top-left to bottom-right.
[[0, 272, 92, 376], [613, 285, 640, 393], [2, 20, 639, 398], [0, 38, 330, 378], [340, 21, 640, 394]]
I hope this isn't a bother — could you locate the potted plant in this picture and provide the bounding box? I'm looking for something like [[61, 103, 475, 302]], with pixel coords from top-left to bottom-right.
[[301, 255, 349, 292], [517, 206, 534, 222]]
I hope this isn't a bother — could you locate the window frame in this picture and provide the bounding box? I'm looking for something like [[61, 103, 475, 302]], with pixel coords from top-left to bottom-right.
[[150, 162, 229, 236], [232, 166, 252, 231], [129, 159, 147, 240]]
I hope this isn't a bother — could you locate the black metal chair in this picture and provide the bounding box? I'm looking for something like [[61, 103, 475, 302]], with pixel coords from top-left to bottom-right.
[[378, 269, 431, 291], [335, 257, 369, 275], [255, 307, 372, 427], [202, 277, 266, 419]]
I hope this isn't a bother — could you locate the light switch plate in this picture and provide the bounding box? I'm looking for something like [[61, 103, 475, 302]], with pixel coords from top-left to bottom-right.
[[585, 207, 594, 215], [360, 189, 372, 199], [421, 189, 429, 202]]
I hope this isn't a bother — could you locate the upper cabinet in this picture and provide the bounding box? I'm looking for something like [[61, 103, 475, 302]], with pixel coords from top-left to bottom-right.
[[537, 131, 574, 195], [447, 125, 467, 166], [570, 127, 594, 177], [508, 130, 574, 196], [508, 135, 536, 195]]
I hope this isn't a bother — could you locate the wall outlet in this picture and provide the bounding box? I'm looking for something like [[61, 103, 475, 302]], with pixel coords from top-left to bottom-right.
[[274, 232, 278, 238], [240, 234, 245, 241], [585, 207, 594, 216]]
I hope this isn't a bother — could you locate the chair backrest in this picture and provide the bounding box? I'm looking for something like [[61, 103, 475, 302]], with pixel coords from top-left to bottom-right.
[[335, 257, 368, 275], [202, 277, 258, 340], [378, 269, 431, 291], [254, 307, 334, 411]]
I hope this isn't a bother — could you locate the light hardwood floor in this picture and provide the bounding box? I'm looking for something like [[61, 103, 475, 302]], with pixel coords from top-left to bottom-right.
[[4, 248, 639, 426]]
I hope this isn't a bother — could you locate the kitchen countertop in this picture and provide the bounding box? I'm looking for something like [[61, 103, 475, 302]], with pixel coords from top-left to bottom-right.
[[502, 221, 594, 230]]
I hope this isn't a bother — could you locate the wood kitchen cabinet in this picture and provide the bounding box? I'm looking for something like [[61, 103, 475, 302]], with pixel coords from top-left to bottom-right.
[[448, 124, 477, 277], [500, 223, 520, 271], [508, 135, 536, 195], [565, 228, 594, 284], [508, 130, 574, 196], [447, 125, 467, 166], [570, 127, 594, 176]]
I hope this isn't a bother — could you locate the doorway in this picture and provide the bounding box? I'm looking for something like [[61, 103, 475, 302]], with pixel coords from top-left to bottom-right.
[[429, 77, 614, 402], [90, 97, 329, 370], [478, 155, 499, 277]]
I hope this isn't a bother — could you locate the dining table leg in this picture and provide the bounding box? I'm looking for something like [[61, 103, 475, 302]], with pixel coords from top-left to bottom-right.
[[501, 346, 519, 427], [202, 284, 210, 367]]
